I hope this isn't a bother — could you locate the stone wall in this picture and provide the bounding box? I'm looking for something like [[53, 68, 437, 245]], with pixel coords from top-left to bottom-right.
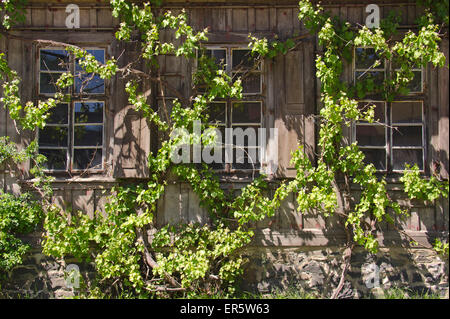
[[242, 247, 449, 298], [1, 244, 448, 299]]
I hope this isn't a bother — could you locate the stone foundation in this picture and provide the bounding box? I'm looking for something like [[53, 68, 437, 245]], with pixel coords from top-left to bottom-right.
[[1, 246, 448, 299], [241, 247, 449, 298]]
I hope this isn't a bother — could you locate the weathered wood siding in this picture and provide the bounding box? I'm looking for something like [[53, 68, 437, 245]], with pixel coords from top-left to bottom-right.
[[0, 1, 448, 247]]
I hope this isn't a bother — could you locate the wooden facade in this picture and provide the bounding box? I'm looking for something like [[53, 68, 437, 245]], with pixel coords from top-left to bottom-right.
[[0, 0, 448, 247]]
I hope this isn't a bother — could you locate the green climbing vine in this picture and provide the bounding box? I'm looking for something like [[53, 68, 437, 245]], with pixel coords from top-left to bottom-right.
[[0, 0, 448, 298]]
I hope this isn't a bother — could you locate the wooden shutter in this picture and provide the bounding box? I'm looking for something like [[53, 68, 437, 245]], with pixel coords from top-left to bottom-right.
[[274, 41, 315, 178]]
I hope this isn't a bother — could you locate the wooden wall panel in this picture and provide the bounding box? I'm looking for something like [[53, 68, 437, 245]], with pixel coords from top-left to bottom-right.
[[438, 38, 449, 178]]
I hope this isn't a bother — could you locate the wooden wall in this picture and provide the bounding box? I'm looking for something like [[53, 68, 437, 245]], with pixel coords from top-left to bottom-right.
[[0, 1, 448, 247]]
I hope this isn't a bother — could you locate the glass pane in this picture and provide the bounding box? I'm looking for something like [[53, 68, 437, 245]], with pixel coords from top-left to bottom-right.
[[393, 149, 423, 170], [39, 149, 67, 170], [234, 72, 261, 94], [356, 125, 386, 146], [75, 49, 105, 71], [232, 102, 261, 123], [232, 49, 255, 69], [202, 147, 226, 170], [75, 102, 104, 123], [361, 148, 386, 170], [233, 147, 261, 170], [232, 126, 260, 148], [73, 149, 102, 170], [74, 125, 103, 147], [355, 47, 384, 69], [40, 72, 68, 94], [75, 73, 105, 94], [40, 49, 69, 71], [205, 49, 226, 69], [357, 101, 385, 123], [47, 103, 69, 125], [407, 71, 422, 93], [207, 102, 226, 124], [38, 126, 68, 147], [392, 102, 422, 123], [355, 71, 385, 87], [392, 126, 422, 147]]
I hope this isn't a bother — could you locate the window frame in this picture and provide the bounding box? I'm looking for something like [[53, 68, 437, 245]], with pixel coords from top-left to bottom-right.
[[36, 46, 108, 173], [197, 45, 265, 172]]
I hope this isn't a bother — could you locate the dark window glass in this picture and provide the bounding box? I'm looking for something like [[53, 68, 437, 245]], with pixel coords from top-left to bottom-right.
[[393, 149, 423, 170], [357, 101, 385, 123], [355, 71, 385, 86], [74, 102, 104, 123], [40, 73, 69, 94], [407, 71, 422, 92], [232, 50, 255, 69], [356, 125, 385, 146], [232, 102, 261, 123], [47, 103, 69, 125], [233, 147, 261, 170], [74, 125, 103, 147], [75, 49, 105, 71], [392, 126, 422, 147], [73, 149, 102, 170], [39, 149, 67, 170], [40, 49, 69, 71], [205, 49, 226, 69], [232, 126, 260, 147], [39, 127, 68, 147], [75, 73, 105, 94], [234, 72, 261, 94], [355, 48, 384, 69], [75, 50, 105, 94], [207, 102, 226, 124], [361, 148, 386, 171], [392, 102, 422, 123]]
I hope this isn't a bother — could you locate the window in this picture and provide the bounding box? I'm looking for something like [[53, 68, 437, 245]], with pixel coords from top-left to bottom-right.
[[355, 101, 424, 172], [38, 48, 106, 171], [353, 47, 425, 172], [198, 47, 263, 171]]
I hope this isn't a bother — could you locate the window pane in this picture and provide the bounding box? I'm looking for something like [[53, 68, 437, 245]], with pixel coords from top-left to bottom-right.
[[202, 147, 226, 170], [75, 73, 105, 94], [392, 102, 422, 123], [205, 49, 226, 69], [40, 49, 69, 71], [75, 49, 105, 71], [361, 148, 386, 170], [39, 126, 68, 147], [207, 102, 226, 124], [232, 102, 261, 123], [357, 101, 385, 123], [232, 49, 255, 69], [356, 125, 386, 146], [393, 149, 423, 170], [355, 47, 384, 69], [392, 126, 422, 147], [47, 103, 69, 125], [232, 125, 260, 148], [355, 71, 385, 86], [39, 149, 67, 170], [75, 102, 104, 123], [73, 149, 102, 170], [74, 125, 103, 146], [40, 72, 68, 94], [234, 72, 261, 94], [407, 71, 422, 93], [233, 147, 261, 170]]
